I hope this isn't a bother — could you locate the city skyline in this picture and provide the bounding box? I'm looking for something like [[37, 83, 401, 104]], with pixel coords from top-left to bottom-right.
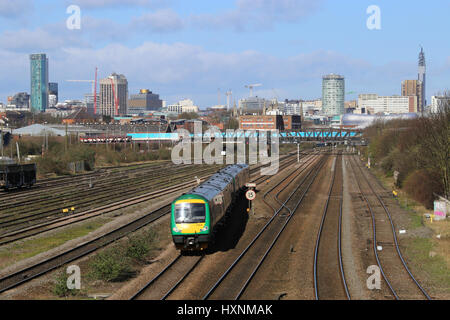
[[0, 1, 449, 108]]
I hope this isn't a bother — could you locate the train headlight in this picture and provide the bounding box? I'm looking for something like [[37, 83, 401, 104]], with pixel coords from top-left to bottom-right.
[[173, 227, 181, 233], [201, 226, 209, 232]]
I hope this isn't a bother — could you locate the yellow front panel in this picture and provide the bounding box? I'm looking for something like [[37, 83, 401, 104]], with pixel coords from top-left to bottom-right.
[[175, 199, 206, 204], [176, 223, 205, 234]]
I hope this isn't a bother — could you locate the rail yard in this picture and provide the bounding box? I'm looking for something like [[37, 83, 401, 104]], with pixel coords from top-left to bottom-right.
[[0, 146, 446, 302]]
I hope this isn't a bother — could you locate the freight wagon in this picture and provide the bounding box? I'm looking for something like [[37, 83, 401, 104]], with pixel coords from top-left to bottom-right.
[[0, 163, 37, 190]]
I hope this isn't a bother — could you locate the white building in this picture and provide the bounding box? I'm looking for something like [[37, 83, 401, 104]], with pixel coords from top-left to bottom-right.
[[430, 96, 450, 113], [322, 74, 345, 116], [166, 99, 199, 114], [284, 102, 302, 115], [49, 94, 57, 108], [357, 94, 418, 115], [301, 100, 322, 115]]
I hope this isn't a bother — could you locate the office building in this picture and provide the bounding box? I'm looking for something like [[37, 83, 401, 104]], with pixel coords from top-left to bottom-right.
[[238, 97, 270, 115], [357, 94, 418, 114], [49, 82, 58, 102], [85, 93, 100, 115], [239, 115, 284, 131], [8, 92, 30, 109], [322, 74, 345, 116], [285, 103, 301, 116], [302, 99, 322, 115], [99, 73, 128, 117], [30, 53, 49, 113], [402, 80, 423, 112], [430, 96, 450, 113], [128, 89, 163, 115], [166, 99, 199, 114]]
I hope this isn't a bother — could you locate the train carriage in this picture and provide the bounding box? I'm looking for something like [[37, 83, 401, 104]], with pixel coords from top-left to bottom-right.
[[171, 164, 250, 251], [0, 163, 37, 190]]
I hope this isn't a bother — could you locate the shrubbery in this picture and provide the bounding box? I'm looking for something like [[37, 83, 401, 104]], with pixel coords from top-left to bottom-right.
[[88, 247, 133, 282], [53, 271, 79, 297], [13, 135, 173, 176], [403, 170, 443, 209], [363, 104, 449, 209], [88, 229, 158, 282]]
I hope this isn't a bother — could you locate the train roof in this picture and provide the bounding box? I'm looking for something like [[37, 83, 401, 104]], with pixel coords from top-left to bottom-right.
[[185, 164, 249, 202]]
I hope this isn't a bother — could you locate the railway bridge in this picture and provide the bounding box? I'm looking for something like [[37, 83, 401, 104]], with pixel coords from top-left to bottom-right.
[[127, 128, 363, 144]]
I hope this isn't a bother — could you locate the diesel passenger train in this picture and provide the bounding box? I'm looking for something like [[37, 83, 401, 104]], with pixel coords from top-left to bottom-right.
[[171, 164, 250, 252]]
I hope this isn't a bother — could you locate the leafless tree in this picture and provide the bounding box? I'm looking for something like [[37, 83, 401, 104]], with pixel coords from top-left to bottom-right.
[[416, 92, 450, 198]]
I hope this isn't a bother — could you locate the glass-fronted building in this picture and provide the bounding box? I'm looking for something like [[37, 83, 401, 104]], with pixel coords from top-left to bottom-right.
[[30, 54, 49, 113], [322, 74, 345, 116]]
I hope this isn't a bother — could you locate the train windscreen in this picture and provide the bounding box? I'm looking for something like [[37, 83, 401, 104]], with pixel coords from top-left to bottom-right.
[[174, 203, 206, 224]]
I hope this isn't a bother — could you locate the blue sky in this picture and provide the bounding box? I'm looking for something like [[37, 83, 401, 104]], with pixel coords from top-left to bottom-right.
[[0, 0, 449, 108]]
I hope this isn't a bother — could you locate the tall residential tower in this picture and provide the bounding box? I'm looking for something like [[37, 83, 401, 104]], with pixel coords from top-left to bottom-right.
[[322, 74, 345, 116], [30, 53, 49, 113], [99, 73, 128, 117]]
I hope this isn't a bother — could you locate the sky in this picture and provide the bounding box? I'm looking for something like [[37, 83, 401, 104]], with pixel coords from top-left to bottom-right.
[[0, 0, 449, 108]]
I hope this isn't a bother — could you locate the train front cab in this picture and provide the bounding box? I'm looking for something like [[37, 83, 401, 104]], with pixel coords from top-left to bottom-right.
[[171, 196, 211, 252]]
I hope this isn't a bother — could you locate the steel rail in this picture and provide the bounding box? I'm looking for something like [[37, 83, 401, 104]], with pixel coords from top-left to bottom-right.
[[0, 158, 296, 295], [0, 204, 171, 293], [313, 153, 350, 300], [128, 154, 302, 300], [130, 254, 183, 300], [202, 155, 326, 300], [351, 156, 431, 300], [235, 155, 327, 300], [348, 156, 399, 299]]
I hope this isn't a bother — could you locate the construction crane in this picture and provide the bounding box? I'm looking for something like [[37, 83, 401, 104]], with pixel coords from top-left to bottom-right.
[[245, 83, 262, 97], [66, 67, 99, 114]]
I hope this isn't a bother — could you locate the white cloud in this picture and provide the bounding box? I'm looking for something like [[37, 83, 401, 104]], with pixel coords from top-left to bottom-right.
[[0, 0, 33, 18], [68, 0, 167, 9], [0, 25, 89, 52], [49, 43, 377, 103], [131, 9, 184, 33], [191, 0, 323, 31]]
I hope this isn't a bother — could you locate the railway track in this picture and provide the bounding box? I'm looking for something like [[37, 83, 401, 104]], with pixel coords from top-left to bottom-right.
[[313, 153, 350, 300], [348, 155, 431, 300], [0, 161, 171, 201], [128, 153, 314, 300], [0, 166, 223, 234], [0, 203, 171, 294], [0, 163, 211, 213], [131, 255, 204, 300], [0, 154, 299, 246], [202, 155, 326, 300], [0, 177, 212, 246], [0, 154, 299, 294]]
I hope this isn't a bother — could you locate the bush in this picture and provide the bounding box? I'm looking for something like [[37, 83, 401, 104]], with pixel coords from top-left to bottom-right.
[[403, 169, 444, 209], [53, 271, 78, 297], [88, 247, 133, 282], [126, 229, 158, 262]]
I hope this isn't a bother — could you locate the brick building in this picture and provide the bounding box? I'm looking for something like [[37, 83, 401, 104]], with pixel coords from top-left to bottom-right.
[[239, 115, 301, 131]]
